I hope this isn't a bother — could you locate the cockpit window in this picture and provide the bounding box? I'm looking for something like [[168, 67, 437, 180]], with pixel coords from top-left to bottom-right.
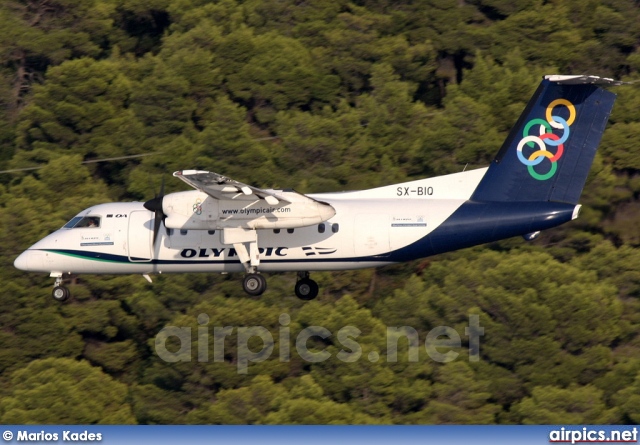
[[63, 216, 101, 229], [63, 217, 83, 229]]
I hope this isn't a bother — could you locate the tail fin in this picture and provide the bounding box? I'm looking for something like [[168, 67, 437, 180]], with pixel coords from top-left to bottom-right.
[[471, 75, 620, 204]]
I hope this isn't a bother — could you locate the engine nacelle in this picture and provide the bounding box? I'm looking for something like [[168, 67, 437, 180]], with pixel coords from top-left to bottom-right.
[[162, 190, 335, 230]]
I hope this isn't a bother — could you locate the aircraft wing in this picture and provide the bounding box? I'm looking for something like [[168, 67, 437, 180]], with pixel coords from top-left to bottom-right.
[[173, 170, 292, 205]]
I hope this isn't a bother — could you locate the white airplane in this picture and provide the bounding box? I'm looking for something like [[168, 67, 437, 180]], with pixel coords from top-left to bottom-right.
[[14, 75, 622, 302]]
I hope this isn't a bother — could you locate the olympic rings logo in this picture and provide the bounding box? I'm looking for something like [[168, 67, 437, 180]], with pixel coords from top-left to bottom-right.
[[517, 99, 576, 181], [193, 198, 203, 215]]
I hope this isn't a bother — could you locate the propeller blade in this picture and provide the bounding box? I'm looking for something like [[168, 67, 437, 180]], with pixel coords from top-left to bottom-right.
[[143, 175, 167, 246], [152, 210, 162, 245]]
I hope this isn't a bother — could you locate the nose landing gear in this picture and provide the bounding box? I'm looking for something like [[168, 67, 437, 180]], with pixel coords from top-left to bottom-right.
[[51, 274, 70, 302], [52, 285, 70, 302]]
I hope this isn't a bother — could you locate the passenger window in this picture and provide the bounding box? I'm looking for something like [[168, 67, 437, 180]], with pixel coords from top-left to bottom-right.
[[332, 223, 339, 233]]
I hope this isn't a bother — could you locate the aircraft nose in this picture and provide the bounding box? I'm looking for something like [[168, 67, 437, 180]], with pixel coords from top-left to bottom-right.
[[14, 250, 46, 272], [14, 250, 30, 271]]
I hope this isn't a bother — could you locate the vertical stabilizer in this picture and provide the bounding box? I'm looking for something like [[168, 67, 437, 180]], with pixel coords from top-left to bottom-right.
[[471, 75, 619, 204]]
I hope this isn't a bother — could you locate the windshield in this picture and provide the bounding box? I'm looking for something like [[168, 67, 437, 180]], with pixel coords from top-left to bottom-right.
[[63, 216, 101, 229], [63, 217, 83, 229]]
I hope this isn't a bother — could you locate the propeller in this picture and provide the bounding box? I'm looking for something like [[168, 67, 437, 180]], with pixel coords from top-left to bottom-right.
[[143, 177, 167, 245]]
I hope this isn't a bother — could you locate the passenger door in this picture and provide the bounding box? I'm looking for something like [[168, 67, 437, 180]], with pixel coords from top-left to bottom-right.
[[128, 211, 152, 262]]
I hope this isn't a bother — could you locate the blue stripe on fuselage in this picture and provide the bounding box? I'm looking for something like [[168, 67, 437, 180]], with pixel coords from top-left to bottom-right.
[[383, 200, 575, 263]]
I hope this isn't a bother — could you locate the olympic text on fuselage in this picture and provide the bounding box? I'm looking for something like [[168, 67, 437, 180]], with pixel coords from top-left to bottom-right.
[[180, 247, 289, 258]]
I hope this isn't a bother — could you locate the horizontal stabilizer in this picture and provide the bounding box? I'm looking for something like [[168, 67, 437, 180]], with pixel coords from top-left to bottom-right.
[[543, 75, 627, 86]]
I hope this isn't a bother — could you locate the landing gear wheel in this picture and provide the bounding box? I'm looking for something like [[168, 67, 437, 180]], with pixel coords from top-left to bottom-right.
[[243, 273, 267, 296], [52, 286, 70, 302], [295, 278, 319, 301]]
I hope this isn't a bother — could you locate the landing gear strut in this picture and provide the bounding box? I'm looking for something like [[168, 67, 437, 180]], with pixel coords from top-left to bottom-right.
[[295, 272, 319, 301], [51, 275, 70, 302], [223, 228, 268, 297]]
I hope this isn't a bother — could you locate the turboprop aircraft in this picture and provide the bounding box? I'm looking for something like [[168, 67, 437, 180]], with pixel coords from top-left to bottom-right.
[[14, 74, 623, 302]]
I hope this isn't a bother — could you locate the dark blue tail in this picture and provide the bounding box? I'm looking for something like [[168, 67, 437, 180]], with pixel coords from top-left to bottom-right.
[[471, 75, 617, 204]]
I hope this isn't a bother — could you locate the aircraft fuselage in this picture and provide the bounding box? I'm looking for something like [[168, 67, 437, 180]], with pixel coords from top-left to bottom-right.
[[14, 169, 474, 274]]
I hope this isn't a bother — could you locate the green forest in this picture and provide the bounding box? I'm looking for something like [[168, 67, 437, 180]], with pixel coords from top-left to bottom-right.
[[1, 0, 640, 424]]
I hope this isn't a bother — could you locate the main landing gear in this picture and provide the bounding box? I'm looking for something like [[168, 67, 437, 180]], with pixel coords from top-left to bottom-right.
[[243, 273, 267, 296], [294, 272, 319, 300], [228, 228, 319, 300], [240, 271, 319, 300]]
